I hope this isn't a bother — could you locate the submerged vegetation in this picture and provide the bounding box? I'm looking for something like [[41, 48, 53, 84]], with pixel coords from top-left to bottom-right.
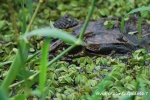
[[0, 0, 150, 100]]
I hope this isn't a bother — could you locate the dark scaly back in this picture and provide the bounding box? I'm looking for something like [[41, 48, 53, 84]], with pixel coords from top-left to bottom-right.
[[50, 14, 78, 52], [54, 14, 78, 29]]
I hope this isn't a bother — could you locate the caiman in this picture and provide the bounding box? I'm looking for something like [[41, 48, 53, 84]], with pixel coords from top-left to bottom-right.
[[50, 14, 150, 55]]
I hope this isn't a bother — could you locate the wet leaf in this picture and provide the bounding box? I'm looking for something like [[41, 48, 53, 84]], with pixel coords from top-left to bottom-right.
[[85, 79, 97, 87], [68, 92, 79, 100], [104, 20, 115, 29], [75, 74, 88, 84], [124, 76, 133, 83], [103, 80, 114, 89], [89, 73, 99, 79], [64, 88, 75, 95], [0, 20, 7, 30], [110, 86, 124, 92], [111, 72, 122, 81], [48, 72, 58, 80], [133, 49, 147, 59], [124, 83, 135, 90], [86, 63, 95, 73]]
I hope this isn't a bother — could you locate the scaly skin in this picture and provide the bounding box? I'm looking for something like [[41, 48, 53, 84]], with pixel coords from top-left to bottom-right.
[[50, 14, 150, 54]]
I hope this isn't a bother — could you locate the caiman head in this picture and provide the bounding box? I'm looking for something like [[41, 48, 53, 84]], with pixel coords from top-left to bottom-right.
[[54, 14, 78, 29]]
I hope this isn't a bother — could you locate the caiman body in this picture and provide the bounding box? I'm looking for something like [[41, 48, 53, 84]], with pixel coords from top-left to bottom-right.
[[50, 14, 150, 55]]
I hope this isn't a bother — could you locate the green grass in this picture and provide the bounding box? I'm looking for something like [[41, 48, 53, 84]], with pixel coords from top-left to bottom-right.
[[0, 0, 150, 100]]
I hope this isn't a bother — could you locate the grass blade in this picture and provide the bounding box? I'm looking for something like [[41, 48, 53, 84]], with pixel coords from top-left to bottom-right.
[[128, 6, 150, 15], [121, 6, 150, 33], [26, 50, 41, 62], [39, 38, 50, 99], [79, 0, 97, 40], [137, 16, 143, 42], [0, 42, 29, 92], [0, 61, 12, 68], [20, 28, 86, 45], [0, 88, 8, 100]]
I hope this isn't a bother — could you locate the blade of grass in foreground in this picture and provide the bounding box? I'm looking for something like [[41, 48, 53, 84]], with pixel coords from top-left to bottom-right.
[[78, 0, 97, 40], [39, 37, 50, 100], [0, 88, 8, 100], [20, 28, 86, 45], [0, 42, 29, 92]]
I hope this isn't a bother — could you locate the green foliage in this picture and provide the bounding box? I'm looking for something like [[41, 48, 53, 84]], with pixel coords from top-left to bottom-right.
[[0, 0, 150, 100], [104, 20, 115, 29]]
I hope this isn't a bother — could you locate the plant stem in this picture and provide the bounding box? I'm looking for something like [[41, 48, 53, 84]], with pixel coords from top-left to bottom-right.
[[78, 0, 97, 40], [137, 16, 143, 42], [26, 2, 41, 33], [47, 45, 76, 66], [9, 80, 25, 88], [8, 0, 19, 40]]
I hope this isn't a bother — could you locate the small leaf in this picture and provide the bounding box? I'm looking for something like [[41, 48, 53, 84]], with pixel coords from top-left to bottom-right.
[[103, 80, 114, 89], [75, 74, 88, 84], [86, 79, 97, 87], [50, 21, 55, 28], [128, 6, 150, 15], [111, 72, 122, 80], [68, 92, 79, 100], [124, 83, 135, 90], [128, 31, 138, 35], [0, 20, 7, 30]]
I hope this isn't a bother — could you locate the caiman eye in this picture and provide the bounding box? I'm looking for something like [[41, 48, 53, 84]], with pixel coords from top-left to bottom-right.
[[65, 14, 70, 18]]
